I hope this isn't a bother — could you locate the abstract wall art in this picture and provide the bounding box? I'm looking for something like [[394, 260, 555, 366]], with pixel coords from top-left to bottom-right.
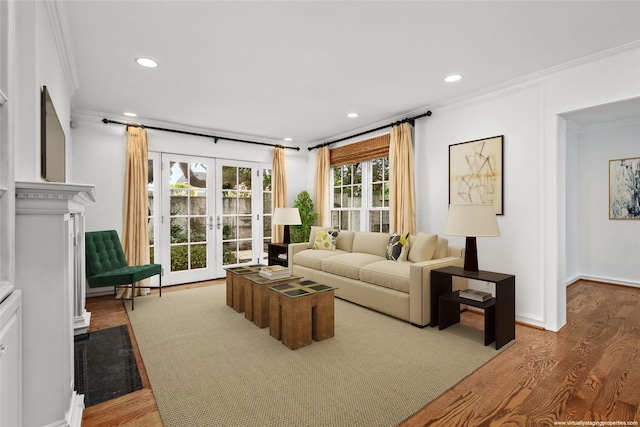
[[609, 157, 640, 220], [449, 135, 503, 215]]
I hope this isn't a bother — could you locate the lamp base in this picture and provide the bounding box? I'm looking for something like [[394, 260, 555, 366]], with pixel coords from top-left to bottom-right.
[[282, 225, 291, 245], [464, 236, 479, 272]]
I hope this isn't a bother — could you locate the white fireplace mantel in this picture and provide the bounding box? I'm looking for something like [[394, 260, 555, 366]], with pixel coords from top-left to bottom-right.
[[15, 180, 96, 427]]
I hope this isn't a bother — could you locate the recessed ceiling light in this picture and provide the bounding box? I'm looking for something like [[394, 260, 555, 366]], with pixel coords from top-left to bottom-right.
[[346, 112, 359, 118], [123, 112, 137, 117], [283, 137, 293, 142], [135, 57, 159, 68], [444, 74, 462, 83]]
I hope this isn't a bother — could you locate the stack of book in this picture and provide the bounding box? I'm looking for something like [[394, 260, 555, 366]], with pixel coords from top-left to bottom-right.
[[458, 289, 492, 302], [259, 265, 290, 279]]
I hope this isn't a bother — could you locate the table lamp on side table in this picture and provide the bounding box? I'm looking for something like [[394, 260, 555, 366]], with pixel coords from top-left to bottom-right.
[[444, 204, 500, 272], [273, 207, 302, 244]]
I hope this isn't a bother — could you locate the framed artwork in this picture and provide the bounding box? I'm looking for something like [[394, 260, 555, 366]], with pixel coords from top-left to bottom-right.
[[449, 135, 503, 215], [609, 157, 640, 220]]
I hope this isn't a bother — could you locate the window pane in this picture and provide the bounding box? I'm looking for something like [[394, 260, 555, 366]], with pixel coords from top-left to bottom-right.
[[369, 211, 381, 232], [223, 166, 237, 189], [263, 192, 272, 214], [354, 163, 362, 184], [340, 211, 349, 230], [190, 244, 207, 269], [223, 241, 237, 265], [238, 192, 252, 214], [189, 163, 207, 190], [238, 215, 252, 238], [353, 184, 362, 208], [381, 210, 390, 233], [238, 167, 252, 190], [331, 211, 340, 229], [171, 245, 188, 271], [342, 186, 352, 208], [334, 189, 342, 208], [223, 216, 237, 240], [263, 169, 272, 191], [263, 215, 272, 238], [190, 217, 207, 243], [372, 183, 383, 207], [351, 211, 361, 231], [190, 194, 206, 215], [223, 192, 237, 214], [170, 217, 188, 243], [238, 240, 252, 263], [383, 157, 389, 181]]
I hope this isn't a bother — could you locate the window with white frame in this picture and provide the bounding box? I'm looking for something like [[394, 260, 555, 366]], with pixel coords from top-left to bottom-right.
[[331, 157, 389, 232]]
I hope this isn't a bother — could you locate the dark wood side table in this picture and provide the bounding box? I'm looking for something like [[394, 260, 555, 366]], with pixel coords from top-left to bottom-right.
[[268, 242, 289, 267], [430, 266, 515, 350]]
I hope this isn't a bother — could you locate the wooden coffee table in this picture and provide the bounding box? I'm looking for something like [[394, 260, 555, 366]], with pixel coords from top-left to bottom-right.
[[224, 265, 266, 312], [243, 273, 301, 328], [269, 280, 337, 350]]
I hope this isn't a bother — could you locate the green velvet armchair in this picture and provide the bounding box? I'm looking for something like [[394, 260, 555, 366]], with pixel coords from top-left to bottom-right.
[[85, 230, 161, 310]]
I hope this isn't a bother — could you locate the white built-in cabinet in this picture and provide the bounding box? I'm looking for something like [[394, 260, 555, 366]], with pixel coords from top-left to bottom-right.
[[15, 181, 95, 427], [0, 288, 21, 427]]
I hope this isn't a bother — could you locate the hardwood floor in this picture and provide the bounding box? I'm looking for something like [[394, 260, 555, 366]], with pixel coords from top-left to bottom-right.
[[81, 280, 640, 426]]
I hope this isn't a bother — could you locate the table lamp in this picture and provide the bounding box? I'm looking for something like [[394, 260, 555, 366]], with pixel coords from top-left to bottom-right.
[[444, 204, 500, 272], [272, 207, 302, 244]]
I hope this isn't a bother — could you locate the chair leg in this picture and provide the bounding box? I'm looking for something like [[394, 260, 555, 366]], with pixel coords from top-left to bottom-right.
[[159, 274, 162, 298], [131, 283, 135, 310]]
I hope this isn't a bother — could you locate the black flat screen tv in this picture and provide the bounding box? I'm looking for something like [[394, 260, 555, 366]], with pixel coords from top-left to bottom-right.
[[41, 85, 65, 183]]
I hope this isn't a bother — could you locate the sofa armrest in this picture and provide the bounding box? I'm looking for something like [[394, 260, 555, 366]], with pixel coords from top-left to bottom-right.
[[408, 253, 465, 326], [288, 242, 309, 274]]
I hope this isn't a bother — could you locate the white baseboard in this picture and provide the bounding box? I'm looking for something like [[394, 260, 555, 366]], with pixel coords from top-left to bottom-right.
[[568, 275, 640, 288]]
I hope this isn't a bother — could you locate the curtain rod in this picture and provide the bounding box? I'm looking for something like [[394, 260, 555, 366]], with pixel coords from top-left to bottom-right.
[[102, 118, 301, 151], [307, 111, 432, 151]]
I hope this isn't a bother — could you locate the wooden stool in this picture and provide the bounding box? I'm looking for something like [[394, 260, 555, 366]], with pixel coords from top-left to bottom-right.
[[269, 280, 337, 350]]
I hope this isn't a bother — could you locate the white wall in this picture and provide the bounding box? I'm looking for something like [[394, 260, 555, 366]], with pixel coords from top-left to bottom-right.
[[415, 42, 640, 330], [576, 122, 640, 285], [15, 0, 72, 183], [416, 84, 545, 326], [71, 117, 309, 234], [565, 125, 580, 282]]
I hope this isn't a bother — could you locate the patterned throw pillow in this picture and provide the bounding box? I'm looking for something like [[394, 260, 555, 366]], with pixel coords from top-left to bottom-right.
[[386, 233, 410, 261], [313, 229, 339, 251]]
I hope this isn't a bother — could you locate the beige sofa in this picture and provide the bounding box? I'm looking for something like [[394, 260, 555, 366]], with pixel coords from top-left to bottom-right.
[[289, 229, 465, 327]]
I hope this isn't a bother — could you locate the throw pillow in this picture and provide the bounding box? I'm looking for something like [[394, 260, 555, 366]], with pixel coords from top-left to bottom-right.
[[407, 232, 438, 263], [307, 226, 334, 249], [313, 229, 339, 251], [386, 233, 410, 261]]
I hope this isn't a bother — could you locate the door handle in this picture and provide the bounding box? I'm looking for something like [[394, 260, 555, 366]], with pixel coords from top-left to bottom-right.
[[216, 215, 222, 230]]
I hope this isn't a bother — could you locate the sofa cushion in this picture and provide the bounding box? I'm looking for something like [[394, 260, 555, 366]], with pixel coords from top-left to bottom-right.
[[335, 230, 356, 252], [408, 232, 437, 263], [313, 229, 339, 251], [321, 253, 386, 280], [352, 232, 391, 258], [360, 260, 411, 293], [385, 233, 410, 261], [433, 237, 449, 259], [294, 248, 348, 270]]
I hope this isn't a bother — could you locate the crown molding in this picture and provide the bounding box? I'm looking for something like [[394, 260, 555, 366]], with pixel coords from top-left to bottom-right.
[[45, 0, 79, 94], [416, 41, 640, 115]]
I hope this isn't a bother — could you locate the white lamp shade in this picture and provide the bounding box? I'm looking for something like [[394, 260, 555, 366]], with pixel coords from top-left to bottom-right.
[[444, 204, 500, 237], [272, 207, 302, 225]]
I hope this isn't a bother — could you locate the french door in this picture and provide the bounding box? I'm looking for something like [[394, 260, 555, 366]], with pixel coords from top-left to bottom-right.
[[216, 161, 262, 270], [161, 154, 218, 285], [153, 154, 265, 286]]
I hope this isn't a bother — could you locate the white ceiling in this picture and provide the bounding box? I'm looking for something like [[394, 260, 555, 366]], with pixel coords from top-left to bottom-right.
[[65, 1, 640, 147]]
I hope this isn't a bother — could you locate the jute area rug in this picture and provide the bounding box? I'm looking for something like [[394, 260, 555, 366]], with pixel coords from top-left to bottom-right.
[[127, 284, 505, 427]]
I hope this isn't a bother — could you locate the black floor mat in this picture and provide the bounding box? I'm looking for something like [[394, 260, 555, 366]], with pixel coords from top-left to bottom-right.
[[74, 325, 143, 407]]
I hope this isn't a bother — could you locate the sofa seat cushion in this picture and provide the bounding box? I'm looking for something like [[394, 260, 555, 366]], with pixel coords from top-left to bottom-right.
[[359, 260, 411, 293], [293, 249, 348, 271], [321, 253, 386, 280]]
